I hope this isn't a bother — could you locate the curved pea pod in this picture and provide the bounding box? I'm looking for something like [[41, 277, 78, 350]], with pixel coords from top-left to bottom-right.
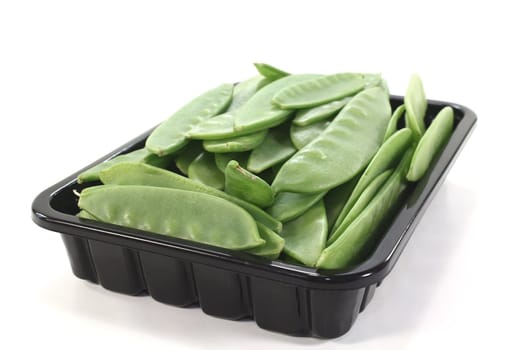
[[227, 76, 272, 112], [332, 128, 413, 231], [203, 129, 267, 153], [404, 74, 427, 139], [267, 191, 325, 223], [247, 124, 296, 173], [281, 201, 328, 267], [77, 147, 172, 184], [233, 74, 321, 133], [253, 62, 289, 81], [79, 185, 265, 250], [272, 87, 391, 194], [187, 113, 241, 140], [316, 150, 413, 269], [99, 162, 282, 233], [272, 73, 365, 110], [188, 152, 225, 190], [327, 170, 393, 246], [407, 106, 454, 181], [292, 96, 350, 126], [224, 160, 274, 208], [77, 210, 99, 220], [215, 152, 249, 173], [175, 141, 203, 175], [146, 83, 233, 156], [383, 104, 406, 142], [245, 223, 285, 260], [323, 178, 357, 231], [289, 120, 330, 149]]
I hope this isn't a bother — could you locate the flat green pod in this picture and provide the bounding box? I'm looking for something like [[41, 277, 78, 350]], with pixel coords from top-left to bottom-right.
[[245, 223, 285, 260], [253, 63, 290, 81], [267, 191, 326, 223], [187, 113, 241, 140], [99, 162, 282, 233], [289, 120, 330, 149], [227, 76, 272, 112], [404, 74, 427, 139], [323, 178, 357, 231], [175, 141, 203, 175], [78, 185, 264, 250], [187, 152, 225, 190], [272, 87, 391, 194], [77, 210, 99, 220], [407, 106, 454, 181], [146, 83, 233, 156], [224, 160, 274, 208], [383, 104, 406, 142], [273, 73, 365, 110], [203, 129, 267, 153], [293, 96, 351, 127], [215, 152, 249, 173], [281, 201, 328, 267], [247, 124, 296, 173]]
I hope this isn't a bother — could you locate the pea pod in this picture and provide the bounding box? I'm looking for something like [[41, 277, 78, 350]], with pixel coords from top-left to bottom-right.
[[224, 160, 274, 208], [227, 76, 272, 112], [79, 185, 265, 250], [267, 191, 326, 223], [383, 104, 406, 142], [289, 120, 330, 149], [146, 83, 233, 156], [332, 128, 413, 231], [281, 201, 328, 267], [407, 106, 454, 181], [272, 87, 391, 194], [323, 178, 357, 231], [187, 113, 241, 140], [253, 63, 289, 81], [215, 152, 249, 173], [187, 152, 225, 190], [203, 129, 267, 153], [175, 141, 203, 175], [245, 223, 285, 259], [77, 210, 98, 220], [247, 124, 296, 173], [404, 74, 427, 139], [292, 96, 351, 126], [233, 74, 320, 133], [272, 73, 365, 110], [77, 148, 172, 184], [99, 162, 282, 233]]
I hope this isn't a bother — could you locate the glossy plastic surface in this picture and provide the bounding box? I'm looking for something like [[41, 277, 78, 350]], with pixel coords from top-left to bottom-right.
[[32, 96, 476, 338]]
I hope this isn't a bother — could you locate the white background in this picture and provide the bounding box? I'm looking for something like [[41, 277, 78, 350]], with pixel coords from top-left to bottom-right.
[[1, 0, 524, 349]]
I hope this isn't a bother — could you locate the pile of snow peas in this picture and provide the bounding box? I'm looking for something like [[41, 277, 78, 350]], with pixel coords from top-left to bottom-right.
[[76, 63, 454, 270]]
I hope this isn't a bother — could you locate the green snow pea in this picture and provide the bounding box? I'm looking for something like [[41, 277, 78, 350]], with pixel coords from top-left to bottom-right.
[[289, 120, 330, 149], [332, 128, 413, 231], [175, 141, 203, 175], [227, 76, 272, 112], [77, 147, 172, 184], [293, 96, 351, 126], [327, 170, 393, 246], [267, 191, 326, 223], [247, 124, 296, 173], [281, 201, 328, 267], [272, 87, 391, 194], [77, 210, 98, 220], [187, 152, 225, 190], [404, 74, 427, 139], [78, 185, 265, 250], [253, 63, 290, 81], [224, 160, 274, 208], [406, 106, 454, 181], [316, 150, 413, 269], [383, 104, 406, 142], [99, 162, 282, 233], [203, 129, 267, 153], [215, 152, 249, 173], [323, 178, 357, 231], [233, 74, 320, 133], [272, 73, 365, 110], [245, 223, 285, 260], [146, 83, 233, 156]]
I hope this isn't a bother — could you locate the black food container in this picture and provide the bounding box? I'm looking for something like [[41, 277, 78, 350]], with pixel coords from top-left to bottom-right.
[[32, 96, 476, 338]]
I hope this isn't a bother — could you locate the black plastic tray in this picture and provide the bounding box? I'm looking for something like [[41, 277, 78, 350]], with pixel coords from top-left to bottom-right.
[[32, 96, 476, 338]]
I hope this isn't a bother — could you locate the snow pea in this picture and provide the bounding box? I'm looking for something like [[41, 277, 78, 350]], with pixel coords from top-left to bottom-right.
[[245, 223, 285, 260], [327, 170, 393, 246], [332, 128, 413, 231], [146, 83, 233, 156], [227, 76, 271, 112], [253, 63, 290, 81], [77, 210, 98, 220], [187, 152, 225, 190], [272, 73, 365, 110], [281, 201, 328, 267], [292, 96, 351, 126], [77, 147, 171, 184], [224, 160, 274, 208], [78, 185, 265, 250], [323, 178, 357, 231], [289, 120, 330, 149], [215, 152, 249, 173], [383, 104, 406, 142], [233, 74, 320, 133], [272, 87, 391, 194], [203, 129, 267, 153], [407, 106, 454, 181], [99, 162, 282, 233], [175, 141, 203, 175], [247, 124, 296, 173], [404, 74, 427, 139], [267, 191, 326, 223]]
